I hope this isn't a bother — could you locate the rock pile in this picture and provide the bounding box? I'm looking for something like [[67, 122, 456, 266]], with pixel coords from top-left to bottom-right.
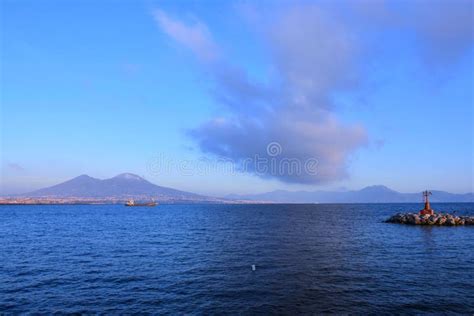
[[385, 213, 474, 226]]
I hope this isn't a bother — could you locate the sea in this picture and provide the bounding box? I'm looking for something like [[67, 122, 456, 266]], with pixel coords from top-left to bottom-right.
[[1, 203, 473, 314]]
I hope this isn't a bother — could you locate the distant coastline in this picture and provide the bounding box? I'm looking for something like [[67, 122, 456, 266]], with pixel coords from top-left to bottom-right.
[[0, 197, 254, 205], [0, 198, 243, 205], [3, 173, 472, 205], [1, 198, 473, 206]]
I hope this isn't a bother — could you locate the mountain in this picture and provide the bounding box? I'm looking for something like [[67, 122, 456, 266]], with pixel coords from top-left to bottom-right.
[[23, 173, 222, 203], [13, 177, 474, 204], [227, 185, 474, 203]]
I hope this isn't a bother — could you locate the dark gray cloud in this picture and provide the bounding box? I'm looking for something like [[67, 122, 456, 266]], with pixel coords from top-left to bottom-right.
[[189, 109, 366, 184]]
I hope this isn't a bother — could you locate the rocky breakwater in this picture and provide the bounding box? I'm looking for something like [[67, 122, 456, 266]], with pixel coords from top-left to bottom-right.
[[385, 213, 474, 226]]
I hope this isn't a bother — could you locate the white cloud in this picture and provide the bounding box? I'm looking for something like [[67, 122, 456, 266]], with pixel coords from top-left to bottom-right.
[[155, 5, 369, 184], [153, 9, 219, 62]]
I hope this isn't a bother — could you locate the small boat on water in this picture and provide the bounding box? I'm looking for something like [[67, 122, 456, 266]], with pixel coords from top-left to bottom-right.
[[124, 199, 157, 207]]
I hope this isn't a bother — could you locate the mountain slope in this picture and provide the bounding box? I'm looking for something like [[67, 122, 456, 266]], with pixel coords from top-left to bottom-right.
[[227, 185, 473, 203], [18, 176, 474, 203], [24, 173, 213, 202]]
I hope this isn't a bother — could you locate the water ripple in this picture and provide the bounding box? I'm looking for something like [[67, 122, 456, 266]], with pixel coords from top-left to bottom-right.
[[0, 203, 473, 314]]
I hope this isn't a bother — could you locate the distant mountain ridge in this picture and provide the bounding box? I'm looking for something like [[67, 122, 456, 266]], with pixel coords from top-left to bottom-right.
[[14, 176, 473, 204], [23, 173, 220, 203], [227, 185, 474, 203]]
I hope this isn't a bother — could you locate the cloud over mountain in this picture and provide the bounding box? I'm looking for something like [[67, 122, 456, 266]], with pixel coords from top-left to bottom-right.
[[153, 1, 473, 185], [153, 5, 368, 185]]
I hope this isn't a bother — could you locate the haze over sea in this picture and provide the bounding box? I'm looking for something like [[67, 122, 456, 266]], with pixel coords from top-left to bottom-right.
[[1, 203, 473, 314]]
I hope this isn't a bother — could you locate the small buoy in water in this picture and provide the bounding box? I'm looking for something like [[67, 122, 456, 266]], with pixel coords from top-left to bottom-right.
[[251, 264, 256, 271]]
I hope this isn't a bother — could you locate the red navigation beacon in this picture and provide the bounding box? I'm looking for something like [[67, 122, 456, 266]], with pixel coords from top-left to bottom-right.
[[419, 190, 434, 215]]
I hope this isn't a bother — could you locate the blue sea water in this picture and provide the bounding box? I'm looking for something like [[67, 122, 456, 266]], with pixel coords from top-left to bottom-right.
[[1, 203, 473, 314]]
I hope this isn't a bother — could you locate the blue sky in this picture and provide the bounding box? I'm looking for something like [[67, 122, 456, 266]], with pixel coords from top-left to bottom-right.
[[1, 0, 473, 196]]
